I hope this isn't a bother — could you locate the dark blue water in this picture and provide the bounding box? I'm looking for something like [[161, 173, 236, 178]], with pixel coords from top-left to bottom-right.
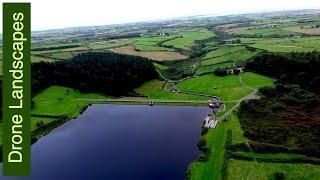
[[0, 104, 210, 180]]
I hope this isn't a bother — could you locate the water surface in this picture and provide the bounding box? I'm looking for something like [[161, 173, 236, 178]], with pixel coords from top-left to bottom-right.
[[0, 104, 210, 180]]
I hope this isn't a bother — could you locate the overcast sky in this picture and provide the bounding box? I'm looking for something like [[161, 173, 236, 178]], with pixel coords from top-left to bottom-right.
[[1, 0, 320, 32]]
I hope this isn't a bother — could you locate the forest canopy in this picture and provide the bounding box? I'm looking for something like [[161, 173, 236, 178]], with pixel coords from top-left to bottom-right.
[[32, 52, 158, 96], [238, 51, 320, 157], [246, 51, 320, 93]]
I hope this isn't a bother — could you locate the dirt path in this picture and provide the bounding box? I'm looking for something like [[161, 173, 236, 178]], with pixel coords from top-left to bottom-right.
[[216, 73, 258, 121], [156, 69, 192, 83]]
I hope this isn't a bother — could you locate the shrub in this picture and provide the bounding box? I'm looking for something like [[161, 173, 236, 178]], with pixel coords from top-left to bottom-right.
[[214, 68, 228, 76], [275, 172, 285, 180], [36, 121, 44, 127]]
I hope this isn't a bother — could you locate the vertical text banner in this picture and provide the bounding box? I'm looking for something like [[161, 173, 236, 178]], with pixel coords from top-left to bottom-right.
[[3, 3, 31, 176]]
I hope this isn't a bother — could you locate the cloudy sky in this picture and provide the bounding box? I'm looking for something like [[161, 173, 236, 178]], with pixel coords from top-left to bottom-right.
[[1, 0, 320, 32]]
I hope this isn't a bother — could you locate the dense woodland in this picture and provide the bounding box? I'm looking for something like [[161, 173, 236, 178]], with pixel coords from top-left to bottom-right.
[[246, 51, 320, 93], [238, 84, 320, 156], [32, 52, 158, 96], [238, 52, 320, 156]]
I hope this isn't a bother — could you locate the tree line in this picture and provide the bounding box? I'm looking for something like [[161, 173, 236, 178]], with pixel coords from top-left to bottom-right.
[[32, 52, 158, 96], [246, 51, 320, 93]]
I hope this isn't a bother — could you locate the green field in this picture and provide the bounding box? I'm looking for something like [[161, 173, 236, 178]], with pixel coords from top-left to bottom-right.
[[241, 37, 320, 52], [0, 61, 2, 75], [189, 121, 229, 180], [177, 74, 252, 101], [86, 39, 132, 50], [153, 63, 168, 71], [227, 159, 320, 180], [32, 46, 88, 54], [31, 55, 55, 62], [163, 30, 214, 49], [228, 27, 299, 37], [231, 151, 320, 161], [134, 45, 173, 51], [30, 117, 57, 131], [188, 115, 243, 180], [133, 36, 176, 51], [201, 49, 261, 66], [241, 72, 275, 88], [229, 115, 246, 144], [134, 80, 207, 100], [32, 86, 107, 117], [203, 46, 244, 59], [196, 62, 233, 75], [45, 51, 74, 59]]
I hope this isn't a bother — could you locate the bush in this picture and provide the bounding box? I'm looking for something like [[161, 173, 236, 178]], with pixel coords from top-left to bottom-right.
[[275, 172, 285, 180], [197, 138, 208, 153], [36, 121, 44, 127], [214, 68, 228, 76], [201, 127, 209, 135]]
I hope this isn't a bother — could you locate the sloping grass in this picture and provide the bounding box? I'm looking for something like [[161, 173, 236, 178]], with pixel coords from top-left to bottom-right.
[[134, 80, 207, 101], [189, 121, 229, 180], [189, 114, 242, 180], [133, 36, 177, 51], [31, 55, 55, 62], [164, 30, 214, 49], [241, 72, 275, 89], [229, 115, 246, 144], [32, 86, 107, 117], [241, 37, 320, 52], [178, 75, 252, 101], [203, 46, 244, 59], [201, 49, 261, 66], [86, 39, 132, 50], [229, 27, 298, 37], [134, 45, 172, 51], [196, 62, 233, 75], [31, 117, 57, 131], [45, 52, 74, 59], [227, 159, 320, 180]]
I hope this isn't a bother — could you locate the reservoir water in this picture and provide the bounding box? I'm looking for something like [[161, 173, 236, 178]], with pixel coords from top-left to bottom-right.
[[0, 104, 210, 180]]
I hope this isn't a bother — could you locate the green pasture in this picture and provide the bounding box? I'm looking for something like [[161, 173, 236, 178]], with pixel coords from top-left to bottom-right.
[[45, 51, 74, 59], [241, 72, 275, 89], [30, 117, 57, 131], [188, 115, 243, 180], [229, 27, 299, 37], [32, 86, 107, 118], [241, 37, 320, 52], [134, 45, 172, 51], [201, 49, 261, 66], [177, 74, 252, 101], [134, 80, 207, 101], [163, 30, 214, 49], [227, 159, 320, 180], [86, 39, 132, 50], [196, 62, 233, 75], [203, 46, 243, 59], [31, 55, 55, 62]]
